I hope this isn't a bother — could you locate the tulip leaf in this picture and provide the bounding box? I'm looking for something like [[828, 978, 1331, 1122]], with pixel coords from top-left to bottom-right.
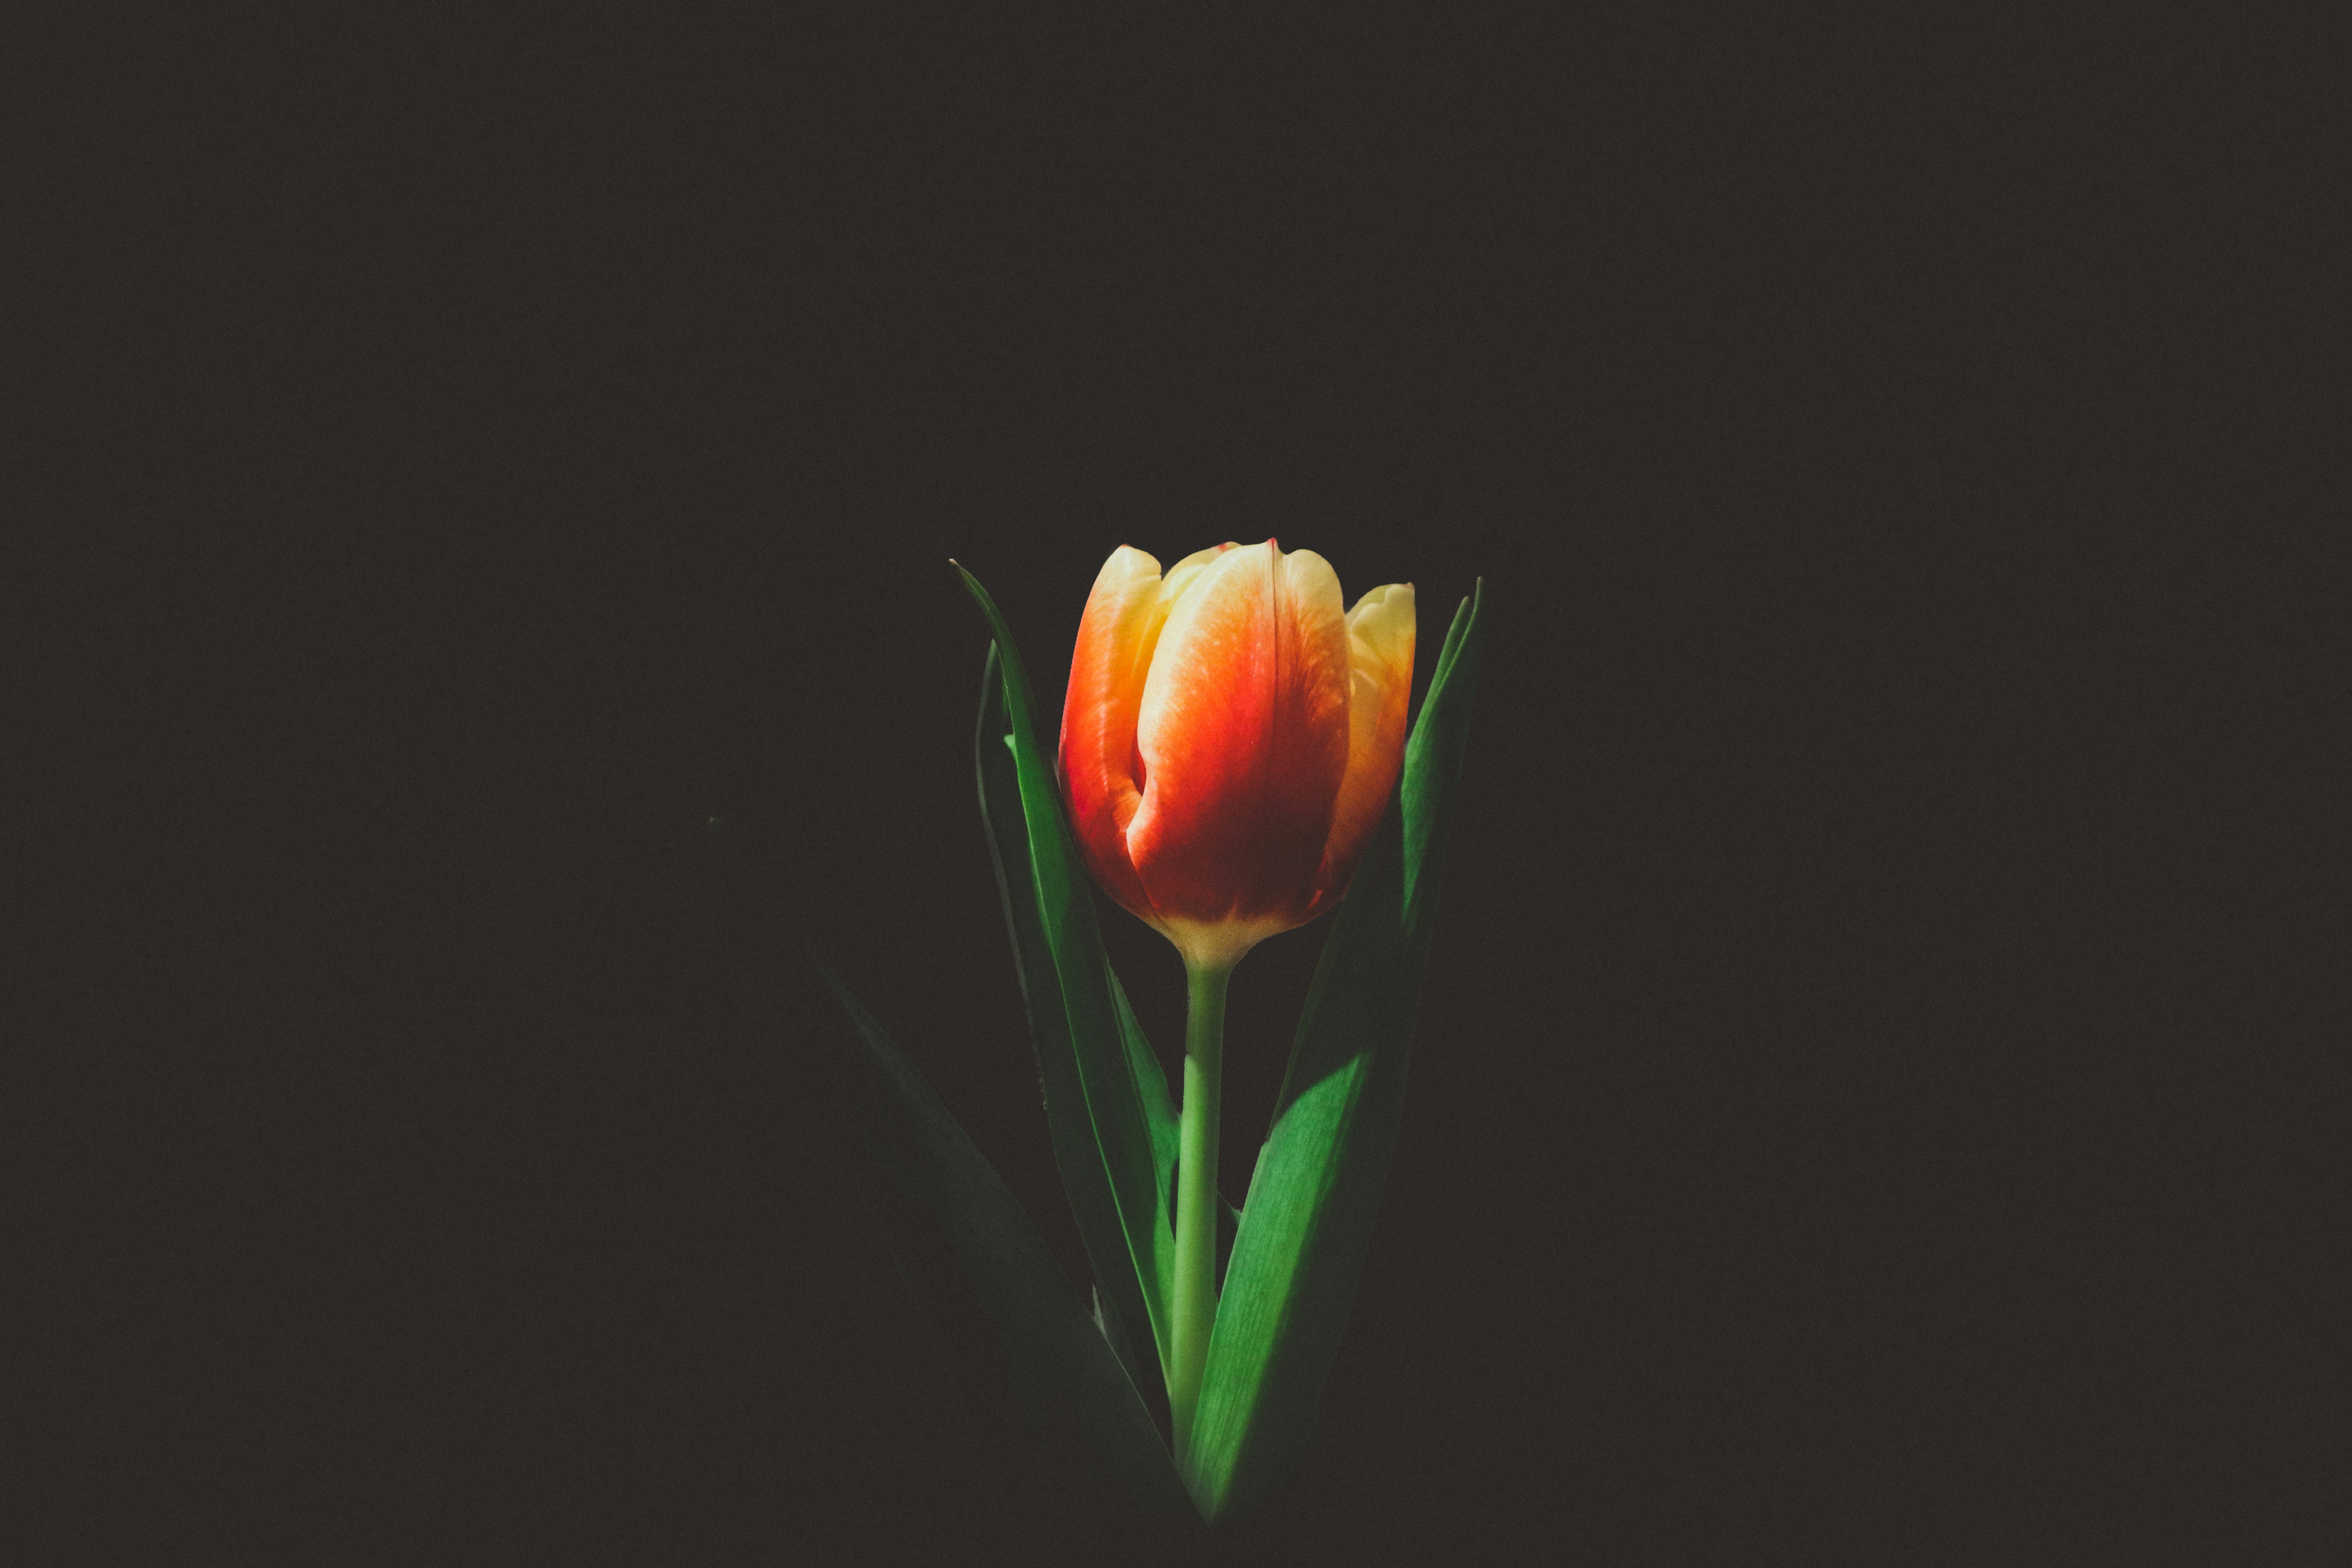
[[1110, 967, 1180, 1183], [776, 938, 1198, 1548], [957, 565, 1180, 1391], [1186, 580, 1488, 1523], [976, 644, 1171, 1401]]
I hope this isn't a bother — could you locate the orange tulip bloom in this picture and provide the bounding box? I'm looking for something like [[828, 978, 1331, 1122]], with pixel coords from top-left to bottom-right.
[[1059, 540, 1416, 971]]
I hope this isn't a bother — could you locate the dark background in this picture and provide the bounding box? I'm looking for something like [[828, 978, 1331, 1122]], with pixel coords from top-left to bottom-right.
[[18, 6, 2332, 1564]]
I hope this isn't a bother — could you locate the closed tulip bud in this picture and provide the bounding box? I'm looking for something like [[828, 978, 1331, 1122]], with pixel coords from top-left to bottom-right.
[[1059, 539, 1416, 972]]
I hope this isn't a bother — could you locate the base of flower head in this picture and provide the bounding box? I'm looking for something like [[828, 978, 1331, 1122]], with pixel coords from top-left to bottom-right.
[[1153, 912, 1303, 973]]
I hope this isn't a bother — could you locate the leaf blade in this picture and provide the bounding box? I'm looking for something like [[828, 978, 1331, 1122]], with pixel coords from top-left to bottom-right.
[[782, 940, 1197, 1547], [956, 564, 1180, 1388], [976, 644, 1173, 1399], [1188, 581, 1488, 1522]]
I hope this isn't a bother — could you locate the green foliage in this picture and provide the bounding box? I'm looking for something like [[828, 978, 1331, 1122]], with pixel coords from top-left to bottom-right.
[[974, 643, 1173, 1400], [1185, 583, 1487, 1522], [784, 943, 1198, 1549], [956, 567, 1182, 1392]]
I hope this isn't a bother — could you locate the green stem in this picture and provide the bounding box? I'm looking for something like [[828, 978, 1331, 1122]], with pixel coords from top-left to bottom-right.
[[1169, 957, 1230, 1468]]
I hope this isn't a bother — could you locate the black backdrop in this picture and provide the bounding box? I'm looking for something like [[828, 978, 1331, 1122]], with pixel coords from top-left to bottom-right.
[[20, 7, 2330, 1564]]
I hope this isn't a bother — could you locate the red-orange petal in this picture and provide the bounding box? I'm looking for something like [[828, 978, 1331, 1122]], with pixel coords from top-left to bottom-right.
[[1057, 546, 1165, 920], [1127, 541, 1351, 960], [1306, 582, 1416, 917]]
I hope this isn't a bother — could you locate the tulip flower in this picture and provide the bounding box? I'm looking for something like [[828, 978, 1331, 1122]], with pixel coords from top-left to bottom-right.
[[1057, 539, 1415, 1459], [1060, 540, 1417, 971], [800, 550, 1479, 1534]]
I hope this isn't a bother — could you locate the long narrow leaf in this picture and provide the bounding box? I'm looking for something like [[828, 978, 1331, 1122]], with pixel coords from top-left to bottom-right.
[[779, 940, 1197, 1548], [1109, 968, 1180, 1183], [976, 645, 1166, 1399], [955, 565, 1180, 1384], [1188, 581, 1488, 1522]]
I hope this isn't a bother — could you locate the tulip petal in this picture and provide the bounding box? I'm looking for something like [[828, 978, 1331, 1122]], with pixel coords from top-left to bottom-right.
[[1128, 541, 1352, 964], [1158, 543, 1235, 612], [1059, 546, 1167, 919], [1307, 583, 1416, 914]]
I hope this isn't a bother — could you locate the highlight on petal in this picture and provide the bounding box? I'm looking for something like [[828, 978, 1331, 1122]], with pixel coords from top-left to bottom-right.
[[1126, 541, 1351, 958], [1310, 582, 1416, 912], [1157, 543, 1236, 618]]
